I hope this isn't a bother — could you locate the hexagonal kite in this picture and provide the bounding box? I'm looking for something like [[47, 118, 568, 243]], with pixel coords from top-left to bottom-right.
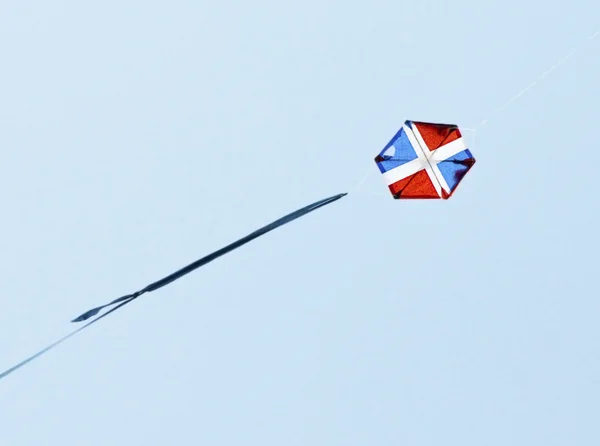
[[0, 120, 478, 385], [374, 120, 475, 199]]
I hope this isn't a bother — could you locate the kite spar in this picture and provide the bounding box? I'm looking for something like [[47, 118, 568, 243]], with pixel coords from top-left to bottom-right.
[[0, 192, 347, 381]]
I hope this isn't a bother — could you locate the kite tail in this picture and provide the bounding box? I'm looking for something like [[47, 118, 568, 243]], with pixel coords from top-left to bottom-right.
[[0, 297, 136, 381], [0, 193, 347, 382], [70, 192, 348, 323], [71, 293, 138, 322]]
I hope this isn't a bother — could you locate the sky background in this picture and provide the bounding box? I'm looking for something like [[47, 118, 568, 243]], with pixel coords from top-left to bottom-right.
[[1, 1, 599, 445]]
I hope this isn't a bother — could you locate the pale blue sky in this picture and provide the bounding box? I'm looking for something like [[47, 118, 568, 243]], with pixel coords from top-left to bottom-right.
[[1, 1, 599, 445]]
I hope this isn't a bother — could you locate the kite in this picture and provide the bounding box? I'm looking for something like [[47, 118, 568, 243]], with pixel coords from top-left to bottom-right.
[[0, 119, 478, 384], [0, 192, 347, 381], [374, 120, 475, 199]]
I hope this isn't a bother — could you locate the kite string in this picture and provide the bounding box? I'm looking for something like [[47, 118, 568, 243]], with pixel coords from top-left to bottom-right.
[[353, 166, 374, 191], [348, 26, 598, 194], [351, 164, 390, 197], [460, 127, 477, 149], [474, 27, 599, 130]]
